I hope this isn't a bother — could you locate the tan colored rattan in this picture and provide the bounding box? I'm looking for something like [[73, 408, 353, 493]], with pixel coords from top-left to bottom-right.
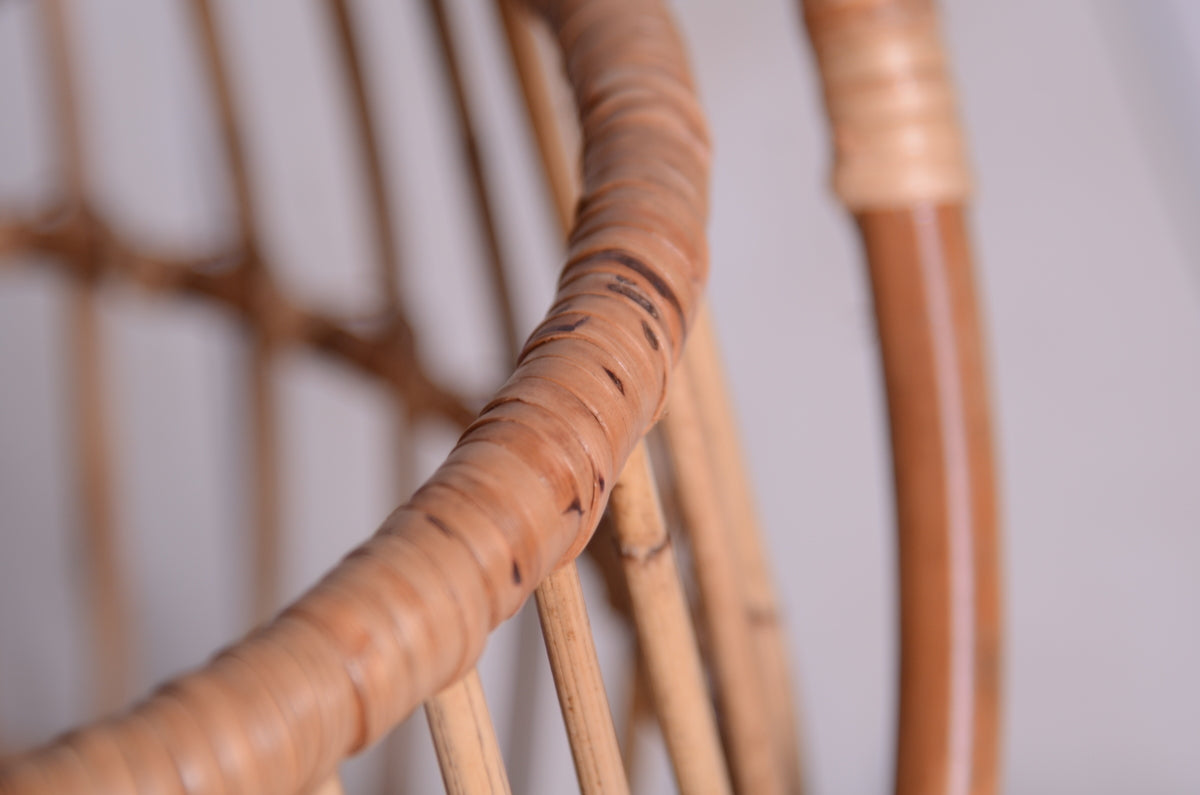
[[0, 0, 713, 791], [802, 0, 972, 210], [0, 0, 1004, 792]]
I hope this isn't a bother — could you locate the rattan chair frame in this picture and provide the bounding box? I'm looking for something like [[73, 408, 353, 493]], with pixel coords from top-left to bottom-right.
[[1, 0, 728, 791], [0, 0, 1003, 793]]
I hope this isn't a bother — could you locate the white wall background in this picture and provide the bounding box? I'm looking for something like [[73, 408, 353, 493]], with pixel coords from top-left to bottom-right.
[[1, 1, 1198, 792]]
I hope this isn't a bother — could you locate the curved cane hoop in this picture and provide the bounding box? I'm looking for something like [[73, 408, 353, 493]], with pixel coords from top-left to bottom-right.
[[0, 0, 710, 791], [800, 2, 1003, 793]]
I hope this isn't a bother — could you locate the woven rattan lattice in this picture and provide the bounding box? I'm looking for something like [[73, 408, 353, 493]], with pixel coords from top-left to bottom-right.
[[0, 0, 1001, 793]]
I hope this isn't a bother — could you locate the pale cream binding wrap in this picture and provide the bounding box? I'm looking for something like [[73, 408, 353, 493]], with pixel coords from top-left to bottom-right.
[[803, 0, 972, 211]]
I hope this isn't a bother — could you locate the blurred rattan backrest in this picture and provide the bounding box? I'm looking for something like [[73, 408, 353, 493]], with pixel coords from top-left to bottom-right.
[[0, 0, 1002, 793]]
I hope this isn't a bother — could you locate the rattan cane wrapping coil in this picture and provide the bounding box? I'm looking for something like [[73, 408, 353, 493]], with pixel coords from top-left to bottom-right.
[[803, 0, 971, 210], [0, 0, 709, 791]]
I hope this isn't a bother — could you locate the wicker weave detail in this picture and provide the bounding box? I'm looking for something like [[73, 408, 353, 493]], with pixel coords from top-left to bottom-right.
[[0, 0, 709, 792]]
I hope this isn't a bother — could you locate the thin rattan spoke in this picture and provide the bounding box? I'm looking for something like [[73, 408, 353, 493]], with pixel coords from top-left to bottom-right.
[[40, 0, 131, 715], [610, 442, 733, 795], [425, 0, 521, 362], [67, 280, 130, 714], [187, 0, 284, 624], [40, 0, 84, 202], [496, 0, 580, 239], [0, 219, 476, 426], [686, 310, 806, 793], [323, 0, 419, 513], [248, 333, 282, 621], [325, 0, 404, 316], [661, 362, 785, 795], [426, 670, 513, 795], [308, 774, 345, 795], [617, 649, 647, 779], [536, 561, 629, 795], [186, 0, 258, 249]]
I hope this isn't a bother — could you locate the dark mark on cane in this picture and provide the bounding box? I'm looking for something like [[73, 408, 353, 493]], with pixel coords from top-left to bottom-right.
[[543, 316, 588, 334], [609, 250, 683, 321], [572, 249, 684, 323], [603, 367, 625, 394], [425, 513, 452, 537], [642, 320, 660, 351], [607, 281, 659, 318]]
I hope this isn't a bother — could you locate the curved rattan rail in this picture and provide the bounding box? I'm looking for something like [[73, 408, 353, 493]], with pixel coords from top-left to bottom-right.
[[801, 1, 1003, 793], [0, 0, 711, 791]]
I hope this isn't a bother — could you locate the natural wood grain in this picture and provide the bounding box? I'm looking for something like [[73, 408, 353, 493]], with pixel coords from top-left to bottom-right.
[[536, 562, 630, 795], [618, 649, 648, 780], [858, 205, 1001, 795], [661, 363, 784, 795], [426, 670, 513, 795], [800, 4, 1001, 792], [686, 309, 805, 793], [609, 442, 733, 795], [496, 0, 581, 237]]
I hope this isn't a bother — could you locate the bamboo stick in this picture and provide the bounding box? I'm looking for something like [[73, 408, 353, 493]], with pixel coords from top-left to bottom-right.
[[495, 0, 581, 237], [41, 0, 131, 715], [685, 309, 805, 793], [661, 363, 784, 795], [536, 562, 629, 795], [609, 442, 732, 795], [425, 0, 521, 361], [618, 650, 648, 781], [426, 670, 513, 795]]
